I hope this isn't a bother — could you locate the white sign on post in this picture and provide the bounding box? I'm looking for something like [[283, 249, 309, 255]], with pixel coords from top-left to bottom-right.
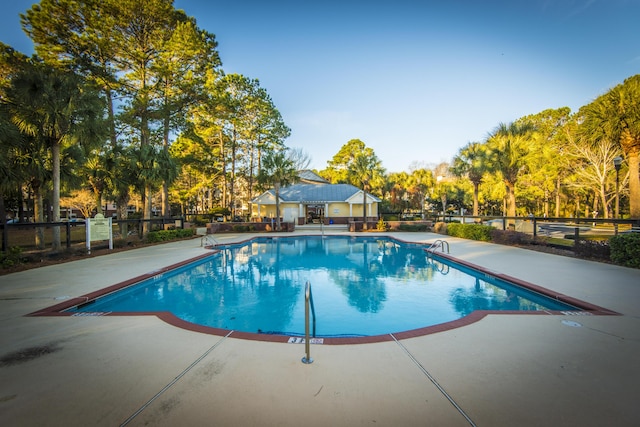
[[86, 213, 113, 254]]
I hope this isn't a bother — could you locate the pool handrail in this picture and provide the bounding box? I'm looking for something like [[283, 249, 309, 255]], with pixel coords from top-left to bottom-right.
[[302, 281, 316, 364], [426, 239, 450, 255]]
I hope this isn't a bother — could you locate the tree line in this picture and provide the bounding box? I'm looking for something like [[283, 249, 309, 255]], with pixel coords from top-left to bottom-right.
[[1, 0, 291, 250], [318, 79, 639, 224], [1, 1, 638, 254]]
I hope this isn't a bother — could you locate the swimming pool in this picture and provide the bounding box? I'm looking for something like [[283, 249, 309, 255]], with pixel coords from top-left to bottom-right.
[[64, 236, 581, 337]]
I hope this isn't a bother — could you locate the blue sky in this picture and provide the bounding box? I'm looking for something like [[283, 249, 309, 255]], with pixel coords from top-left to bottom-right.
[[1, 0, 638, 173]]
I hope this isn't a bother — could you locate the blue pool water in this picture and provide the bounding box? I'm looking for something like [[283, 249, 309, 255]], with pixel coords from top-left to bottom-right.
[[69, 236, 579, 337]]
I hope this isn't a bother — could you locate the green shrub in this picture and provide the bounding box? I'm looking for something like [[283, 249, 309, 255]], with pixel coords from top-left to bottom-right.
[[397, 223, 429, 232], [145, 231, 164, 243], [145, 228, 194, 243], [232, 225, 248, 232], [1, 246, 26, 268], [447, 223, 493, 241], [376, 219, 388, 231], [490, 229, 538, 245], [609, 233, 640, 268], [176, 228, 195, 238]]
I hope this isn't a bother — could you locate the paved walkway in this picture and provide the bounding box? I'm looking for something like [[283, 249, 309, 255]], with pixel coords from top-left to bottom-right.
[[1, 231, 639, 426]]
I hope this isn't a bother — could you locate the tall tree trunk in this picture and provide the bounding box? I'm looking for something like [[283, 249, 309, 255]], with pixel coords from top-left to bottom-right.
[[93, 183, 104, 215], [274, 182, 282, 231], [33, 184, 44, 250], [555, 177, 561, 217], [162, 113, 171, 218], [162, 182, 170, 218], [505, 180, 516, 227], [599, 182, 609, 219], [230, 128, 237, 219], [106, 88, 117, 148], [116, 193, 130, 238], [219, 130, 227, 218], [18, 187, 25, 223], [144, 183, 153, 235], [248, 138, 257, 202], [628, 151, 640, 218], [473, 183, 479, 216], [141, 98, 151, 235], [362, 186, 368, 231], [51, 141, 61, 252]]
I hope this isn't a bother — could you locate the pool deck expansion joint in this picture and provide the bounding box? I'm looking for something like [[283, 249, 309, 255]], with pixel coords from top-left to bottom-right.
[[390, 333, 477, 427], [119, 330, 234, 426]]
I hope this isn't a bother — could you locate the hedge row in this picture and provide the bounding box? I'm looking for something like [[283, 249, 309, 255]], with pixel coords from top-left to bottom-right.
[[443, 222, 640, 269], [397, 223, 430, 232], [609, 233, 640, 268], [145, 228, 195, 243], [446, 223, 493, 242]]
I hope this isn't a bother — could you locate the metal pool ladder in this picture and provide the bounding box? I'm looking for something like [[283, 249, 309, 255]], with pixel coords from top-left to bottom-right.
[[302, 281, 316, 364], [426, 239, 450, 256]]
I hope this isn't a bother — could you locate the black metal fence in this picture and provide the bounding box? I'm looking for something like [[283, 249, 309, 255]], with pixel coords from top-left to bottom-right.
[[1, 217, 184, 253], [432, 214, 640, 240], [3, 214, 639, 255]]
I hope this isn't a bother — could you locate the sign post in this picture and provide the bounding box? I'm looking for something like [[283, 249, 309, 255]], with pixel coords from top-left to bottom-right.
[[86, 213, 113, 254]]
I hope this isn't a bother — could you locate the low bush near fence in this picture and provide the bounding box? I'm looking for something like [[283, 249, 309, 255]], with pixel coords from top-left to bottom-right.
[[438, 222, 639, 269], [145, 228, 194, 243], [489, 229, 539, 245], [609, 233, 640, 268], [446, 223, 493, 242], [0, 247, 26, 268], [433, 222, 447, 234], [574, 239, 611, 261], [397, 223, 430, 232]]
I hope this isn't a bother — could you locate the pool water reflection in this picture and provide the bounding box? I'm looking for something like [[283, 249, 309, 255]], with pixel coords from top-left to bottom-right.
[[69, 236, 579, 337]]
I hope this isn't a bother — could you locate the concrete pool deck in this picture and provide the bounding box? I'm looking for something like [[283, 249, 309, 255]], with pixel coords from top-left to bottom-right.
[[1, 231, 639, 426]]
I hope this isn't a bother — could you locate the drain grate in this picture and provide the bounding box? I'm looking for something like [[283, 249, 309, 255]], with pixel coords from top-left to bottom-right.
[[561, 320, 582, 327]]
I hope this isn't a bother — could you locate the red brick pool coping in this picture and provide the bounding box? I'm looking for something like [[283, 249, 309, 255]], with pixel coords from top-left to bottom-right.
[[27, 242, 619, 345]]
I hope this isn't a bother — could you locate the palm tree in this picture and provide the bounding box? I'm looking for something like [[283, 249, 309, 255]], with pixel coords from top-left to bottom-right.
[[106, 144, 137, 238], [0, 104, 22, 224], [257, 150, 299, 231], [485, 122, 536, 224], [348, 148, 384, 230], [432, 162, 452, 217], [7, 63, 105, 251], [407, 168, 434, 218], [452, 142, 486, 216], [18, 135, 51, 248], [132, 144, 176, 235], [581, 75, 640, 218], [84, 151, 111, 216]]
